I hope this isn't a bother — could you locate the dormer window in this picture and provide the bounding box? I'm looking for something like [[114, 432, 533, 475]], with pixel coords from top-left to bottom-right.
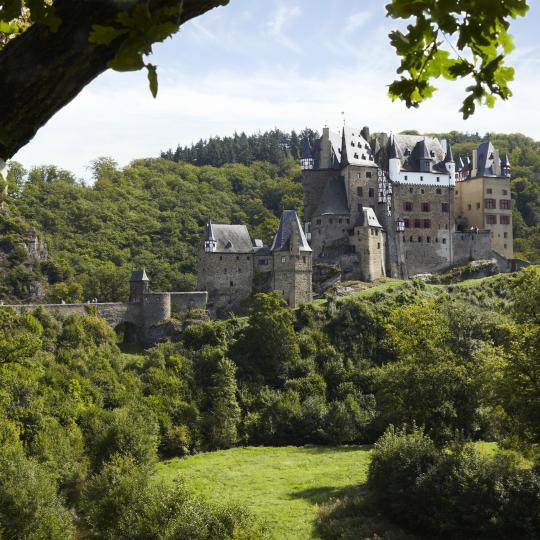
[[225, 240, 233, 249], [430, 151, 435, 157], [405, 148, 411, 156]]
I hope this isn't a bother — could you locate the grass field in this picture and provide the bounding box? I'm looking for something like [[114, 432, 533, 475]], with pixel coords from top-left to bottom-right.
[[155, 445, 372, 539]]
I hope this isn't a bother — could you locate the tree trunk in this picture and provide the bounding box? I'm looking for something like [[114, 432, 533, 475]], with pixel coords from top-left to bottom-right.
[[0, 0, 228, 160]]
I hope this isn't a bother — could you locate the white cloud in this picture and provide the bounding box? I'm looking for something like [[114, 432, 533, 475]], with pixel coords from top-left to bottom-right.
[[345, 11, 372, 34], [264, 2, 302, 53]]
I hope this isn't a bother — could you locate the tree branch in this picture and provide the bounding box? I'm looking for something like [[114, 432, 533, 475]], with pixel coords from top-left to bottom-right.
[[0, 0, 229, 161]]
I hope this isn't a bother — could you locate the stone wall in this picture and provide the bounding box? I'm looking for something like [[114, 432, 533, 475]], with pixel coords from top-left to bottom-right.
[[342, 164, 381, 224], [352, 226, 386, 281], [197, 250, 254, 314], [2, 302, 143, 328], [393, 183, 454, 276], [272, 250, 312, 308], [170, 292, 208, 312], [311, 213, 351, 261], [452, 231, 495, 266]]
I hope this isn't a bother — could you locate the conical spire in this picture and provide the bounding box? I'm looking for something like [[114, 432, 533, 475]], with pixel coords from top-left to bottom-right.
[[388, 136, 399, 159], [418, 138, 432, 160], [444, 142, 454, 163]]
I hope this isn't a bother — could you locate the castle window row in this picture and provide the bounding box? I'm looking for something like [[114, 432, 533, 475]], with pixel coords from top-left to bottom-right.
[[403, 236, 448, 244], [486, 214, 511, 225], [356, 187, 375, 197], [403, 202, 449, 213], [403, 218, 432, 229]]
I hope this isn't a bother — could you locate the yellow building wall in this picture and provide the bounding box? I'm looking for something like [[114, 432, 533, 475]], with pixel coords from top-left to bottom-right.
[[455, 176, 513, 259]]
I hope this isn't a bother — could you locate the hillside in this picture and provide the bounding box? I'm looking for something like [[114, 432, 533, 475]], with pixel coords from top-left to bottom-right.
[[1, 128, 539, 303]]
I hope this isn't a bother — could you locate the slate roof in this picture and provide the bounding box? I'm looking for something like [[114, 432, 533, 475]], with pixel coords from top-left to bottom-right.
[[130, 269, 149, 281], [391, 134, 447, 172], [355, 207, 383, 228], [204, 223, 253, 253], [328, 130, 343, 167], [271, 210, 312, 252], [476, 141, 497, 176], [314, 177, 350, 216], [341, 126, 376, 167]]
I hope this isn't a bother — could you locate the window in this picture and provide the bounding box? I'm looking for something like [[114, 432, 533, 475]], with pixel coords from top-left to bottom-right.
[[500, 199, 511, 210], [487, 188, 493, 194], [338, 218, 342, 224], [486, 214, 497, 225], [316, 219, 321, 225], [281, 256, 286, 263], [403, 218, 410, 228], [421, 202, 430, 212], [502, 189, 508, 196], [375, 229, 379, 236], [421, 189, 425, 194], [258, 258, 268, 265], [504, 243, 508, 249], [436, 177, 440, 182], [476, 202, 480, 210], [247, 256, 250, 260], [442, 238, 447, 244], [302, 256, 306, 263], [357, 187, 363, 196], [436, 188, 442, 194], [500, 215, 511, 225], [329, 218, 333, 224], [414, 218, 422, 228], [504, 232, 508, 238], [410, 236, 414, 242], [426, 236, 431, 243], [485, 199, 496, 209], [441, 203, 449, 213], [377, 242, 381, 249], [230, 281, 234, 287], [420, 176, 424, 181], [219, 256, 223, 260], [468, 203, 472, 210], [357, 173, 361, 179], [418, 236, 423, 242], [404, 175, 408, 181], [424, 219, 431, 228], [366, 171, 372, 178], [409, 187, 413, 193], [346, 219, 350, 224], [404, 201, 413, 212], [369, 187, 375, 198]]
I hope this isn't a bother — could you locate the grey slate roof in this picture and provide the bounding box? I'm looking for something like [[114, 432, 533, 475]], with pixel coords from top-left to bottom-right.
[[476, 141, 497, 176], [391, 134, 447, 172], [501, 153, 510, 167], [314, 177, 350, 216], [204, 223, 253, 253], [341, 126, 376, 167], [271, 210, 312, 252], [355, 207, 383, 228], [130, 269, 149, 281]]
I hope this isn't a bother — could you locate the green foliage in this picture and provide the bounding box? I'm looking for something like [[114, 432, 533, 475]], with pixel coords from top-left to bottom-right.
[[368, 426, 540, 539], [386, 0, 529, 117]]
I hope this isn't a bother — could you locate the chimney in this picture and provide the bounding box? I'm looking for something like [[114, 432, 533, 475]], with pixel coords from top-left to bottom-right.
[[471, 149, 478, 177], [361, 126, 370, 141]]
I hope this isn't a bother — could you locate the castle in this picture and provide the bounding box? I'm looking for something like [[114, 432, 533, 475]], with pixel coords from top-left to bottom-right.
[[198, 125, 516, 313]]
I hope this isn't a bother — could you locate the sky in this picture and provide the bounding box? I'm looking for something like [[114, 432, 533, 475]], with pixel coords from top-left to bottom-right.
[[13, 0, 540, 180]]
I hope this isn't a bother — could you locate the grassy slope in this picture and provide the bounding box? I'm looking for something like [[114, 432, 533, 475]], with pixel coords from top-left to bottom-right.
[[155, 445, 372, 540]]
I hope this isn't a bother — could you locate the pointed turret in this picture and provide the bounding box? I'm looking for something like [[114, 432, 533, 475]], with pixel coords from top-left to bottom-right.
[[340, 127, 349, 166], [129, 269, 150, 303], [444, 142, 454, 163], [271, 210, 311, 253], [501, 153, 511, 177], [388, 135, 401, 181]]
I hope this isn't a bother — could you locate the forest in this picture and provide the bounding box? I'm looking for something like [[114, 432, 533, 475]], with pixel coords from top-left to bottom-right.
[[1, 129, 540, 304], [1, 268, 540, 538]]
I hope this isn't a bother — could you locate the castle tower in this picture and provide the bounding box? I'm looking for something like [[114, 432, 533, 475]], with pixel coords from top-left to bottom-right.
[[388, 136, 401, 182], [129, 269, 150, 303], [271, 210, 312, 308], [443, 141, 455, 179]]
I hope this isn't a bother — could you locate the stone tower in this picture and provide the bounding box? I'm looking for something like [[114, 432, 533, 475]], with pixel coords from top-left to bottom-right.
[[129, 269, 150, 303], [271, 210, 313, 308]]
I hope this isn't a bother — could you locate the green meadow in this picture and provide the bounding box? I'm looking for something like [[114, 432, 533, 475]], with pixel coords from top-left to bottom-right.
[[155, 445, 372, 539]]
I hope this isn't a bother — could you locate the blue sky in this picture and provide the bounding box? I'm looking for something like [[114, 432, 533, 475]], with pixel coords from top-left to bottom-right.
[[13, 0, 540, 179]]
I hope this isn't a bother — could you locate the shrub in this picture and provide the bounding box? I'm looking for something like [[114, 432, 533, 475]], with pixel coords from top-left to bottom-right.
[[367, 426, 540, 539]]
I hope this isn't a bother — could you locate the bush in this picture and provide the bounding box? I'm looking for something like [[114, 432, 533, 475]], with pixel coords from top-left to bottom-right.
[[81, 454, 267, 540], [367, 426, 540, 539]]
